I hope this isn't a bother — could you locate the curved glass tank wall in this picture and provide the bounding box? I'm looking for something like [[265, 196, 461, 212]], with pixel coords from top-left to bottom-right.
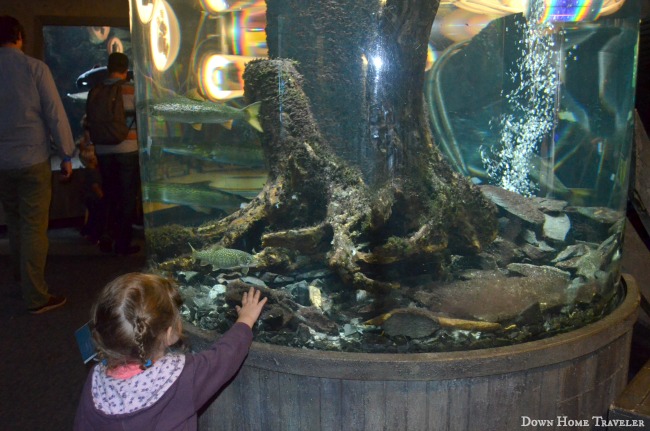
[[130, 0, 641, 353]]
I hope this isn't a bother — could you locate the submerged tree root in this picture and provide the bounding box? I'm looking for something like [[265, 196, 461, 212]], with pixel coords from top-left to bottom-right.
[[159, 59, 497, 293]]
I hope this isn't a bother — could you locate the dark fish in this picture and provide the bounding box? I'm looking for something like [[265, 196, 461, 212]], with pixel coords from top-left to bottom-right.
[[161, 144, 265, 168], [143, 182, 249, 214], [76, 65, 133, 91]]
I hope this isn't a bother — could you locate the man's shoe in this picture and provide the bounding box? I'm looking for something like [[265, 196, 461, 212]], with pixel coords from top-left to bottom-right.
[[29, 295, 67, 314]]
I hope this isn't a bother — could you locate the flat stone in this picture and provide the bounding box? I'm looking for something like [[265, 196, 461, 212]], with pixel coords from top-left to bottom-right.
[[552, 243, 591, 263], [507, 263, 571, 280], [381, 308, 440, 338], [480, 185, 546, 225], [532, 196, 568, 213], [543, 213, 571, 242], [569, 206, 624, 225]]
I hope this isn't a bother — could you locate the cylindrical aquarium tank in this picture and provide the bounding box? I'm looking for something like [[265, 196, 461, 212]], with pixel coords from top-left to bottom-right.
[[129, 0, 642, 428]]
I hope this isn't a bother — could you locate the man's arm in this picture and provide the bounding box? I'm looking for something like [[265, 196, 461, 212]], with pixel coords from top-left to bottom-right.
[[36, 61, 75, 177]]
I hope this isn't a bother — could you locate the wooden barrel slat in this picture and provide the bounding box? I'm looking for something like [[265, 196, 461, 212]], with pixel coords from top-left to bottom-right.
[[405, 380, 429, 430], [297, 376, 321, 431], [447, 380, 471, 430], [319, 379, 342, 431], [278, 373, 302, 430], [467, 377, 490, 430], [521, 370, 544, 420], [361, 380, 385, 430], [237, 366, 261, 431], [258, 369, 281, 431], [384, 381, 408, 430], [426, 379, 452, 431], [341, 380, 366, 430]]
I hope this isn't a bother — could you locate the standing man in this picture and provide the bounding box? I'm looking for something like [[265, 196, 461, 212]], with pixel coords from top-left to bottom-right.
[[85, 52, 140, 255], [0, 15, 75, 313]]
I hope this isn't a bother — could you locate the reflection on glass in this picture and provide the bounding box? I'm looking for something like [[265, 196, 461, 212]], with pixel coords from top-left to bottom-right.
[[88, 26, 110, 43], [453, 0, 624, 21], [107, 36, 124, 54], [43, 26, 132, 166], [200, 0, 265, 14], [197, 53, 255, 101], [136, 0, 156, 24], [150, 0, 180, 72]]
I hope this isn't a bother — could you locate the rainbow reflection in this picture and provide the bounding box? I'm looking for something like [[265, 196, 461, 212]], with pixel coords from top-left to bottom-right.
[[425, 44, 438, 72], [197, 54, 256, 101], [528, 0, 605, 23], [229, 7, 267, 57], [200, 0, 264, 14]]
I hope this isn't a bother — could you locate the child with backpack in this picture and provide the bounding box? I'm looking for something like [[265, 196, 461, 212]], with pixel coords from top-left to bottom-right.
[[73, 273, 267, 430]]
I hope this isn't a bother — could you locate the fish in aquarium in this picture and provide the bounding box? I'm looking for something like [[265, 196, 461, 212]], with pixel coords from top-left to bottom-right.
[[67, 91, 89, 102], [143, 181, 250, 214], [76, 65, 134, 91], [188, 244, 258, 274], [68, 66, 135, 101], [162, 143, 265, 169], [148, 96, 263, 132]]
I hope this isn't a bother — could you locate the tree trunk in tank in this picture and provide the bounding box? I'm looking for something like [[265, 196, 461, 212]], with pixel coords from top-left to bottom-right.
[[265, 0, 440, 186], [163, 0, 498, 292]]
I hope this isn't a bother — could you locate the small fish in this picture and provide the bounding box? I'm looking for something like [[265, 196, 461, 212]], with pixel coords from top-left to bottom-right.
[[149, 96, 263, 132], [557, 110, 577, 122], [67, 91, 89, 102], [189, 244, 258, 274]]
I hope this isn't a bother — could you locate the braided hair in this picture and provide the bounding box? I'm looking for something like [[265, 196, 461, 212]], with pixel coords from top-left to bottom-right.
[[91, 273, 183, 370]]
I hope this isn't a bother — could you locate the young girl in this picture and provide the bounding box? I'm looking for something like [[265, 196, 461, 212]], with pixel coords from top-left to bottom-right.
[[74, 272, 266, 430]]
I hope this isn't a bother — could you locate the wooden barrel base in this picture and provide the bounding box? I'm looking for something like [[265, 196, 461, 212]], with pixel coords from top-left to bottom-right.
[[188, 275, 640, 431]]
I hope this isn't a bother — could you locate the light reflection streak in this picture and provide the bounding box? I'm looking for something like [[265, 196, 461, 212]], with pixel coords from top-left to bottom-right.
[[150, 0, 180, 72]]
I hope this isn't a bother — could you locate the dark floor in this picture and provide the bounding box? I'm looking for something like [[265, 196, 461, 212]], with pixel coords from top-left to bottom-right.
[[0, 222, 147, 430], [0, 221, 649, 431]]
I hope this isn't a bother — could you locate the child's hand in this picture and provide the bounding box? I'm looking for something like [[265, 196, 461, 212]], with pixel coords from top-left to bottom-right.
[[235, 287, 267, 329]]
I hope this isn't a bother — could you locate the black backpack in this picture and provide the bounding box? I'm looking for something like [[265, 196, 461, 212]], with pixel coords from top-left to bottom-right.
[[85, 80, 134, 145]]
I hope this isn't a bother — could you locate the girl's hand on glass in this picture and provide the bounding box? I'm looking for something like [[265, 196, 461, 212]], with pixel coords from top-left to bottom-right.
[[235, 287, 267, 328]]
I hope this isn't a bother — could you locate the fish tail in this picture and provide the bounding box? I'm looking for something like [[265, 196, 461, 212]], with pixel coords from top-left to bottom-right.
[[244, 101, 263, 133], [188, 243, 196, 262]]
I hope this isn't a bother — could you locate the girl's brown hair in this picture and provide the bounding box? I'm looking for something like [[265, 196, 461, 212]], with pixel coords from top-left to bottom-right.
[[91, 273, 183, 369]]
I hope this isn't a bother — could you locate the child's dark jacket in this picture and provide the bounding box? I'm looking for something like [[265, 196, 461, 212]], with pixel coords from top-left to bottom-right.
[[74, 322, 252, 431]]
